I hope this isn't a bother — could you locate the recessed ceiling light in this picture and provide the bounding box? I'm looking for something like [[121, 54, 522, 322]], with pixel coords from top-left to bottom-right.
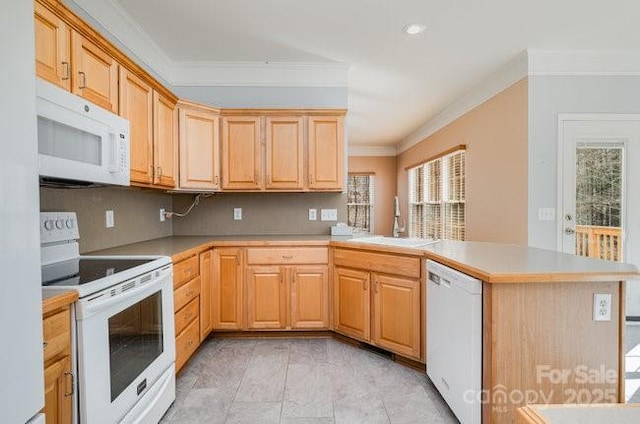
[[403, 24, 426, 36]]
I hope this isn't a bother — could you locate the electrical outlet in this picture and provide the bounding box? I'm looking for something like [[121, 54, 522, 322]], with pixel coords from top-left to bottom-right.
[[320, 209, 338, 221], [309, 208, 317, 221], [160, 208, 166, 222], [593, 293, 612, 321], [105, 210, 114, 228], [234, 208, 242, 220]]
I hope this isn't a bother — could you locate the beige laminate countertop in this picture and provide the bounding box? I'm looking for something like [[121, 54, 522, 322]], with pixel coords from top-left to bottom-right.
[[88, 236, 639, 284], [421, 241, 639, 283], [42, 289, 78, 315], [88, 235, 341, 262]]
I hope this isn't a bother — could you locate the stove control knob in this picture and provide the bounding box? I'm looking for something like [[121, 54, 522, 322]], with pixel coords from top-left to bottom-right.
[[55, 219, 64, 230], [65, 219, 74, 229], [44, 220, 54, 231]]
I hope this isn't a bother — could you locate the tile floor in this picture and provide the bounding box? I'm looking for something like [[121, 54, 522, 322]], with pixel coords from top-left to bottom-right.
[[161, 337, 459, 423]]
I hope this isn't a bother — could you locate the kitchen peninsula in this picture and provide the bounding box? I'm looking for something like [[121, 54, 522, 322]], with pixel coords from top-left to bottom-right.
[[92, 236, 639, 424]]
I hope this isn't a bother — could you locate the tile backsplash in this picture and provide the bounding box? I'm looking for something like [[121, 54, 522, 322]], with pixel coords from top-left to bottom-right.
[[40, 187, 172, 253], [171, 192, 347, 236]]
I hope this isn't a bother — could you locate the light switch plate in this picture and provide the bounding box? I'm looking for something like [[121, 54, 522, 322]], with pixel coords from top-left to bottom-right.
[[105, 210, 114, 228], [160, 208, 166, 222], [538, 208, 555, 221], [309, 208, 317, 221], [234, 208, 242, 220], [593, 293, 612, 321], [321, 209, 338, 221]]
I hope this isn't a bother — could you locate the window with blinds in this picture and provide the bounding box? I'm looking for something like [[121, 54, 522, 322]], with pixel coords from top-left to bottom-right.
[[408, 149, 465, 240], [347, 174, 374, 233]]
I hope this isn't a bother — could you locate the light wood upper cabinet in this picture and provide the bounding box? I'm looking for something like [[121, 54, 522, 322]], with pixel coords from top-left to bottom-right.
[[333, 267, 370, 341], [179, 102, 220, 190], [34, 2, 70, 90], [199, 249, 213, 341], [71, 32, 118, 113], [265, 117, 304, 190], [308, 116, 344, 190], [120, 67, 153, 185], [291, 266, 329, 329], [212, 248, 244, 330], [246, 266, 287, 329], [153, 91, 178, 187], [372, 273, 421, 359], [222, 117, 262, 190]]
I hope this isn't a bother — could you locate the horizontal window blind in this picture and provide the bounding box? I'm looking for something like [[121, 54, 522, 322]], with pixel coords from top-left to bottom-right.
[[408, 149, 465, 240]]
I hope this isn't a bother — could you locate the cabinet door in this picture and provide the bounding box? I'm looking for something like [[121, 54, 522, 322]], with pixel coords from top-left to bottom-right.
[[42, 356, 72, 424], [333, 267, 370, 341], [34, 3, 70, 90], [153, 91, 178, 188], [199, 249, 213, 341], [246, 266, 287, 329], [71, 32, 119, 113], [372, 274, 421, 359], [178, 105, 220, 189], [291, 266, 329, 329], [119, 67, 153, 184], [265, 117, 304, 190], [212, 248, 243, 330], [221, 116, 262, 190], [308, 116, 344, 190]]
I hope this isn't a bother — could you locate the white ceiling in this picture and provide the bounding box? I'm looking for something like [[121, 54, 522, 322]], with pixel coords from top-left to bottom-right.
[[107, 0, 640, 149]]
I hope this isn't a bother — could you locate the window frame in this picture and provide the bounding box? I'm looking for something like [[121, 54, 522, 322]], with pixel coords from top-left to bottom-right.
[[408, 148, 466, 240], [347, 173, 375, 234]]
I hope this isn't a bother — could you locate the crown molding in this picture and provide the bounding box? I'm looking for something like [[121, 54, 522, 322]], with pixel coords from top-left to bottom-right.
[[67, 0, 349, 87], [68, 0, 173, 80], [397, 50, 528, 153], [171, 61, 349, 87], [348, 145, 397, 157], [528, 50, 640, 76]]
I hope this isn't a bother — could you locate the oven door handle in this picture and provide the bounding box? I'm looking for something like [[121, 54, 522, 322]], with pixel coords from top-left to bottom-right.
[[79, 273, 170, 319]]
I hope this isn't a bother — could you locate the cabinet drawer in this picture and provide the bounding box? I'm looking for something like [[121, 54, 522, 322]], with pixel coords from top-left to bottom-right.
[[176, 317, 199, 372], [43, 308, 70, 363], [175, 296, 199, 336], [174, 276, 200, 312], [333, 248, 421, 279], [246, 247, 328, 265], [174, 255, 199, 289]]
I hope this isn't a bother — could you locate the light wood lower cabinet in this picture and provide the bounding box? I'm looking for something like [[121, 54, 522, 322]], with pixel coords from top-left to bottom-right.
[[173, 254, 201, 373], [372, 274, 421, 359], [245, 247, 330, 330], [333, 267, 370, 341], [290, 266, 329, 329], [246, 266, 287, 329], [43, 356, 73, 424], [41, 303, 74, 424], [199, 249, 214, 340], [333, 248, 423, 361], [212, 248, 244, 330]]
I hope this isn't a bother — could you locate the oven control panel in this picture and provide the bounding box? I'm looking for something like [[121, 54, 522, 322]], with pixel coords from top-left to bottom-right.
[[40, 212, 80, 244]]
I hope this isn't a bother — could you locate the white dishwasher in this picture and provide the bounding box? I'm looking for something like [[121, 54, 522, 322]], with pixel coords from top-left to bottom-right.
[[426, 260, 482, 424]]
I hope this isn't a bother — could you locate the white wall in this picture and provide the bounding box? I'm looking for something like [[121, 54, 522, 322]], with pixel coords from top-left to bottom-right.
[[0, 0, 45, 421], [528, 75, 640, 250]]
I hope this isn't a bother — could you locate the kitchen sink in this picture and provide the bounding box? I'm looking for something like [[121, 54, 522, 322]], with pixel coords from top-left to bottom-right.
[[346, 236, 438, 248]]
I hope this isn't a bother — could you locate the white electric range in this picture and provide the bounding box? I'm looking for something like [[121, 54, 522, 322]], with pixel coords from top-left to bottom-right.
[[41, 212, 176, 424]]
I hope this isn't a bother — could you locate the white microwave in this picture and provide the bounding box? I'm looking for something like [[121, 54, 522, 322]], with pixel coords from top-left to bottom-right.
[[36, 79, 130, 187]]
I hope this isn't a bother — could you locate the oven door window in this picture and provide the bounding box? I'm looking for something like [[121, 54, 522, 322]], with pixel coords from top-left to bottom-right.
[[109, 291, 163, 402]]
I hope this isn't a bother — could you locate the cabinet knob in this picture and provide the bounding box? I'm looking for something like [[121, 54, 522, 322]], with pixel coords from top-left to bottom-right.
[[64, 372, 74, 396], [43, 341, 48, 349]]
